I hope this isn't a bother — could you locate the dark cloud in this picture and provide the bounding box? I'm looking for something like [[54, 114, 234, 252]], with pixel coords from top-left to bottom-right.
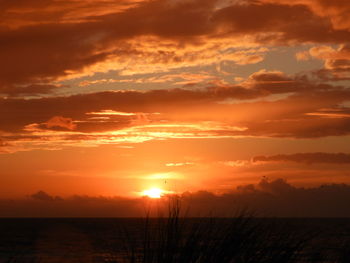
[[2, 179, 350, 217], [0, 86, 267, 133], [0, 84, 60, 97], [0, 74, 349, 151], [184, 178, 350, 217], [1, 0, 350, 92], [0, 22, 110, 91], [212, 2, 350, 43], [233, 178, 350, 217], [260, 0, 350, 30], [245, 70, 333, 94], [252, 152, 350, 165], [30, 190, 62, 201]]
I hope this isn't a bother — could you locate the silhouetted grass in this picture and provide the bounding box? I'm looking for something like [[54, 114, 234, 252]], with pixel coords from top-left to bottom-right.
[[120, 197, 313, 263], [2, 204, 350, 262]]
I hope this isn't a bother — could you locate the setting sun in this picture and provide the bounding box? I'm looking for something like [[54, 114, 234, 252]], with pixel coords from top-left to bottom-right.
[[142, 188, 164, 198]]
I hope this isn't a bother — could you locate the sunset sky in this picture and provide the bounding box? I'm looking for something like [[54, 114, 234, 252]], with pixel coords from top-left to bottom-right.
[[1, 0, 350, 216]]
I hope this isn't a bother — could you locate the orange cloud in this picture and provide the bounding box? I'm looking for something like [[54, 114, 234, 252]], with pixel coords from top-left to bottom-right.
[[295, 51, 310, 61], [252, 152, 350, 165], [46, 116, 77, 130], [1, 0, 350, 94], [0, 67, 350, 153], [307, 44, 350, 81]]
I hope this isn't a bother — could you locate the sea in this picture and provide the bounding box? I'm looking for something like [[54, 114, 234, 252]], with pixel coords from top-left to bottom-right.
[[0, 218, 350, 262]]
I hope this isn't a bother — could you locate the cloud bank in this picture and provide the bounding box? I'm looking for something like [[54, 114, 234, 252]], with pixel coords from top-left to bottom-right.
[[2, 178, 350, 217]]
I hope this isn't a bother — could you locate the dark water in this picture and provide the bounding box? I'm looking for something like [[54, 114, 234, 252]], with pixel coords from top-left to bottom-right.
[[1, 218, 350, 262]]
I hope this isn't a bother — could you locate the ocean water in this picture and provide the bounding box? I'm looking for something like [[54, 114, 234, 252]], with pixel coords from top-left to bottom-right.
[[0, 218, 350, 262]]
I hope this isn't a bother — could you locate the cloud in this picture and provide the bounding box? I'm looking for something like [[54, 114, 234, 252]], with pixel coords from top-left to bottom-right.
[[261, 0, 350, 30], [0, 85, 267, 134], [3, 178, 350, 217], [244, 69, 302, 93], [252, 152, 350, 165], [0, 139, 12, 153], [0, 0, 145, 30], [0, 84, 61, 97], [308, 44, 350, 81], [46, 116, 77, 130], [187, 178, 350, 217], [30, 190, 62, 201], [212, 2, 350, 43], [295, 50, 310, 61], [1, 0, 350, 92], [78, 73, 218, 87], [234, 178, 350, 217], [0, 67, 349, 153], [166, 162, 195, 167]]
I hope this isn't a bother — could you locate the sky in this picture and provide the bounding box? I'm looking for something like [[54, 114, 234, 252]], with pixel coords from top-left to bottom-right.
[[1, 0, 350, 217]]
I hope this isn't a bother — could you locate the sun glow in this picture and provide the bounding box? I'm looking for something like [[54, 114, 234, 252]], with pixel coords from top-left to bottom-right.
[[142, 188, 164, 198]]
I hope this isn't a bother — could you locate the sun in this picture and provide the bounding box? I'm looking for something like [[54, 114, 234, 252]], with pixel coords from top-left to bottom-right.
[[142, 188, 164, 198]]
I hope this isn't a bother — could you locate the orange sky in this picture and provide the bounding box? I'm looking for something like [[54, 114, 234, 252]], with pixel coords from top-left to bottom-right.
[[1, 0, 350, 216]]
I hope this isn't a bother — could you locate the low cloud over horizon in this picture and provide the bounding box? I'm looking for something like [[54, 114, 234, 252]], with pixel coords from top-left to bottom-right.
[[1, 178, 350, 218]]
